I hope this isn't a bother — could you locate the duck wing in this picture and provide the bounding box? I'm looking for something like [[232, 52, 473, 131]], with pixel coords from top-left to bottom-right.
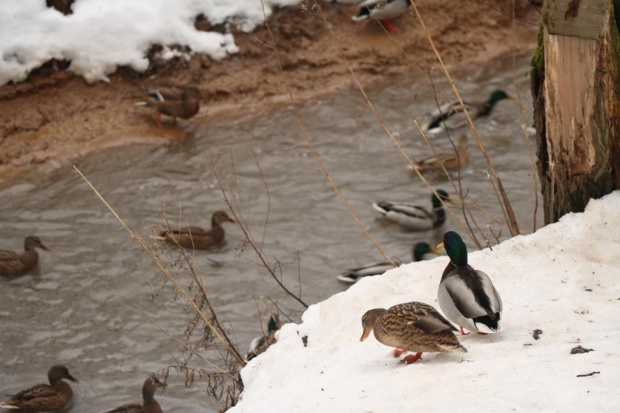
[[443, 268, 501, 319], [4, 384, 68, 410], [153, 87, 184, 101], [165, 226, 208, 236], [399, 302, 457, 333], [0, 250, 21, 273], [150, 100, 187, 118], [336, 261, 396, 284], [373, 202, 432, 220], [425, 101, 478, 131]]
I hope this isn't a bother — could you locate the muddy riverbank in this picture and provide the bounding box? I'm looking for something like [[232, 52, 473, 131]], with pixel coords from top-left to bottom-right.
[[0, 0, 539, 180]]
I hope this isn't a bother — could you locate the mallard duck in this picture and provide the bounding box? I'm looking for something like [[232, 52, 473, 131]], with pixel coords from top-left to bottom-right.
[[372, 189, 455, 230], [0, 365, 78, 412], [410, 134, 469, 173], [352, 0, 411, 32], [101, 375, 165, 413], [360, 301, 466, 364], [156, 210, 236, 250], [246, 315, 281, 361], [424, 89, 515, 133], [136, 86, 203, 128], [336, 242, 441, 284], [0, 236, 49, 276], [437, 231, 503, 335]]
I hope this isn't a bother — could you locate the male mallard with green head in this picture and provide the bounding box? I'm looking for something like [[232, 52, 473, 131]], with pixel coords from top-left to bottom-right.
[[246, 315, 281, 361], [0, 365, 78, 412], [0, 236, 49, 276], [437, 231, 503, 335], [157, 210, 236, 250], [337, 242, 442, 284], [425, 89, 515, 133], [372, 189, 455, 230], [101, 375, 166, 413], [360, 301, 466, 364]]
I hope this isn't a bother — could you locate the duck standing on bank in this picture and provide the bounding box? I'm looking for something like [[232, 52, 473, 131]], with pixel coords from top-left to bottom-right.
[[0, 236, 49, 276], [136, 86, 203, 128], [360, 301, 466, 364], [437, 231, 503, 335], [352, 0, 411, 32], [101, 375, 166, 413], [372, 189, 455, 231], [337, 242, 442, 284], [424, 89, 515, 133], [156, 210, 236, 250], [0, 365, 78, 412]]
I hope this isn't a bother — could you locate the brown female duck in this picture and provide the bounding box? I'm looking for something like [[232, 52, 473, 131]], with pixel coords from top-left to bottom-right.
[[410, 134, 469, 174], [139, 86, 203, 128], [0, 365, 78, 412], [158, 210, 236, 250], [101, 376, 166, 413], [360, 301, 466, 364], [0, 236, 49, 276]]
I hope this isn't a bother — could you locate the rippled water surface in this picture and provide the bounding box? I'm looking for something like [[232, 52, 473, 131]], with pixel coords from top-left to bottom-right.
[[0, 53, 539, 411]]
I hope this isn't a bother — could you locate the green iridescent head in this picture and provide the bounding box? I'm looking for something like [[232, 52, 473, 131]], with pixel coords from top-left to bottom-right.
[[267, 315, 278, 333], [439, 231, 468, 266], [412, 242, 442, 262], [486, 90, 514, 106], [431, 189, 454, 208]]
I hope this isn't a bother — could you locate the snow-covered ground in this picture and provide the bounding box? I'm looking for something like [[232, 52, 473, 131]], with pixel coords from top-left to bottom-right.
[[0, 0, 299, 85], [233, 192, 620, 412]]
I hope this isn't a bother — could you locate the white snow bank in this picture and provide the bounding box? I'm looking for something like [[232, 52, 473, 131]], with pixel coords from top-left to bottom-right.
[[233, 191, 620, 412], [0, 0, 300, 85]]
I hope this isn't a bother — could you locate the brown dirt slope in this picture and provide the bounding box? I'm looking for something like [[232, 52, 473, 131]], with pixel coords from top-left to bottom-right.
[[0, 0, 539, 178]]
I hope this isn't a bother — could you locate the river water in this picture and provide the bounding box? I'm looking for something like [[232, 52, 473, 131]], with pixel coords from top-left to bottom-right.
[[0, 53, 538, 411]]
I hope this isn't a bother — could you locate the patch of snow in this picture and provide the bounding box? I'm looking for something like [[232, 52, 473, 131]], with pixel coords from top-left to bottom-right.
[[0, 0, 299, 85], [233, 191, 620, 412]]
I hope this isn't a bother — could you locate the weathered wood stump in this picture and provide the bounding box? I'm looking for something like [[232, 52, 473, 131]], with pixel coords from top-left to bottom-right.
[[532, 0, 620, 224]]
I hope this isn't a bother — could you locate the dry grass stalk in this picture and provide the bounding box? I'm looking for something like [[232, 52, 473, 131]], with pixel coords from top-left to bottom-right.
[[409, 0, 521, 237], [74, 166, 246, 409], [209, 154, 310, 308], [310, 1, 484, 248], [259, 0, 395, 267]]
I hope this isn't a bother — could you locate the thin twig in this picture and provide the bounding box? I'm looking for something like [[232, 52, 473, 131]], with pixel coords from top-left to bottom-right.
[[259, 0, 395, 266], [73, 166, 247, 366], [410, 0, 520, 237]]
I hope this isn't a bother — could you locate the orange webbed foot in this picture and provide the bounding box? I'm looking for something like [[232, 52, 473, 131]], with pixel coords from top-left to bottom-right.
[[392, 348, 406, 358], [477, 332, 488, 336], [381, 19, 397, 32], [402, 352, 423, 364], [156, 113, 164, 129], [460, 327, 471, 336]]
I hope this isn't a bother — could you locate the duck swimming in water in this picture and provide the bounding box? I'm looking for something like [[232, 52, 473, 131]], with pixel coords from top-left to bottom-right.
[[372, 189, 455, 231], [0, 236, 49, 276], [0, 365, 78, 412], [425, 90, 515, 133]]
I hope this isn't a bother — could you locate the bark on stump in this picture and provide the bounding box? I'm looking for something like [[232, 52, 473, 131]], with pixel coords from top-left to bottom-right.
[[532, 0, 620, 224]]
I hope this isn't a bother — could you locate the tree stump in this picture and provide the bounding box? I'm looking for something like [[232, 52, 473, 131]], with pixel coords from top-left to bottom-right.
[[532, 0, 620, 224]]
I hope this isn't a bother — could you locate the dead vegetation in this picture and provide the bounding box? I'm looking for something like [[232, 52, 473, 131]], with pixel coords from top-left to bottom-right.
[[68, 1, 540, 410]]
